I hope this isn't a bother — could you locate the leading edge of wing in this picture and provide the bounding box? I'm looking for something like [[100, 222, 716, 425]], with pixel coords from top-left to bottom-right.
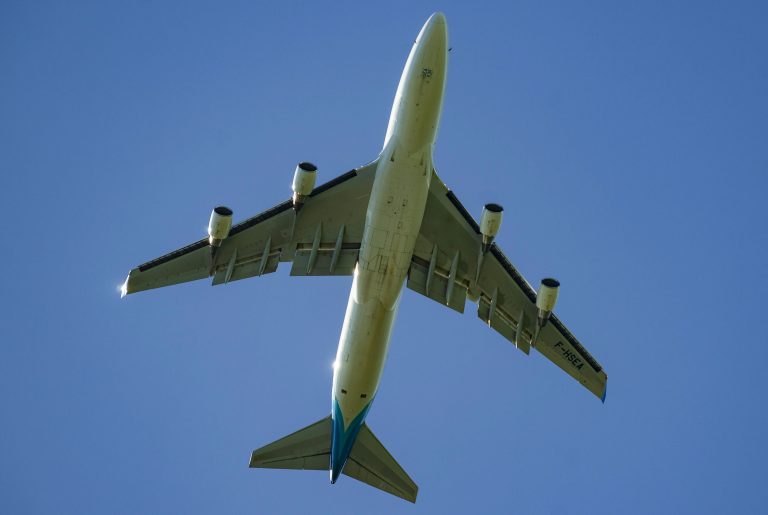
[[487, 244, 604, 375], [418, 171, 607, 400], [134, 170, 360, 274], [434, 172, 605, 376]]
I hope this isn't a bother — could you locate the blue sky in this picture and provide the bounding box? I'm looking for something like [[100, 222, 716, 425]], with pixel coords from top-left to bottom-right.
[[2, 1, 767, 513]]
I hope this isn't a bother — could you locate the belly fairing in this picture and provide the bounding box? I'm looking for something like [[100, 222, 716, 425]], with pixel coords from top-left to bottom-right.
[[356, 153, 431, 309], [332, 150, 430, 424]]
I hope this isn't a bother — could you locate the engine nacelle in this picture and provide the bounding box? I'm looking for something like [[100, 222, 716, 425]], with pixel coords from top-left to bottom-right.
[[292, 162, 318, 210], [208, 206, 233, 247], [535, 278, 560, 328], [479, 203, 504, 252]]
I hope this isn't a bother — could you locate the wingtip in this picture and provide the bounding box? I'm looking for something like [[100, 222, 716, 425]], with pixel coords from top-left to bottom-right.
[[119, 275, 129, 298], [601, 383, 607, 404]]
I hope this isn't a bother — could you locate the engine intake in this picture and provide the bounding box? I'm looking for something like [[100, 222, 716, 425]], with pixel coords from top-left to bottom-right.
[[208, 206, 233, 247], [531, 278, 560, 347], [536, 278, 560, 328], [479, 203, 503, 252], [292, 162, 318, 211]]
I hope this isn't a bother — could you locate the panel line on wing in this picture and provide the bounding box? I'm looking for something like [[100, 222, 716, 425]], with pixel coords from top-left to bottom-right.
[[549, 314, 602, 373], [137, 238, 210, 272], [445, 189, 480, 234], [310, 170, 358, 196], [488, 244, 537, 303], [228, 200, 294, 237], [137, 171, 363, 273]]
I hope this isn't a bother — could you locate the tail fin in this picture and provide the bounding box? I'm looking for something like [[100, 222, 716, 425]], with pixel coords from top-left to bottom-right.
[[249, 417, 418, 503]]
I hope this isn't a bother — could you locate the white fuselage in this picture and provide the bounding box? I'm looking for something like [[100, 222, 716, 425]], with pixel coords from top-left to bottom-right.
[[332, 14, 448, 428]]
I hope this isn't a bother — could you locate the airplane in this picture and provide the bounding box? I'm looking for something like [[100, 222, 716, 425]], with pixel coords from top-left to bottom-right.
[[121, 12, 607, 504]]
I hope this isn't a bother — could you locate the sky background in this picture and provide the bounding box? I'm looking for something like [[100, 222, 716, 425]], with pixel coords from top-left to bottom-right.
[[2, 1, 767, 513]]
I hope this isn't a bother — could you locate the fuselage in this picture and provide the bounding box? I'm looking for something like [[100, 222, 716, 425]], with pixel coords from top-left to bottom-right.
[[330, 13, 448, 482]]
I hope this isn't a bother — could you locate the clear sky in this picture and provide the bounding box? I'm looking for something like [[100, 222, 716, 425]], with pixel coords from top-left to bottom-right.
[[2, 1, 767, 513]]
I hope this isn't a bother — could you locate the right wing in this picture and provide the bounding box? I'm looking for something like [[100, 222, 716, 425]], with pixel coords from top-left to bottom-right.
[[407, 170, 607, 401], [122, 160, 378, 295]]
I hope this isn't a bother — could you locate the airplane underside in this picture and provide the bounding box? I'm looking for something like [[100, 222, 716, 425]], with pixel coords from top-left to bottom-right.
[[122, 11, 606, 505]]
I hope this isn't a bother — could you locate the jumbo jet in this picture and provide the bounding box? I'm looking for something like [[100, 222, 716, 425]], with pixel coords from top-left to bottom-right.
[[121, 12, 607, 503]]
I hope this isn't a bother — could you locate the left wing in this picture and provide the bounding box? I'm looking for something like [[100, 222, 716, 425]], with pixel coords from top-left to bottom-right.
[[408, 170, 608, 401], [122, 160, 378, 295]]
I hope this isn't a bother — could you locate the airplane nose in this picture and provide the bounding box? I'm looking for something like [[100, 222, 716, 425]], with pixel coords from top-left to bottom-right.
[[417, 12, 448, 45], [428, 12, 447, 26]]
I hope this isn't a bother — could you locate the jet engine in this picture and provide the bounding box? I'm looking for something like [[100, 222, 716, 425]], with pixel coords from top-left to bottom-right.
[[535, 278, 560, 329], [208, 206, 233, 247], [292, 162, 318, 210], [479, 203, 503, 252]]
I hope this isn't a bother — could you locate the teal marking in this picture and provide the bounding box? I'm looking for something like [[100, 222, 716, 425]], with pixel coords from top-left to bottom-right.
[[330, 397, 372, 483]]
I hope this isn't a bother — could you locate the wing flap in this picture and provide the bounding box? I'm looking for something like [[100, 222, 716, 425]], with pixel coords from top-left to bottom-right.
[[406, 257, 467, 313], [344, 423, 418, 503], [290, 247, 359, 276], [211, 252, 280, 285], [477, 296, 530, 354]]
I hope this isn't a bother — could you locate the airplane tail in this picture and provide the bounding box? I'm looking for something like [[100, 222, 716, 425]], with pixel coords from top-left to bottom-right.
[[250, 416, 418, 503]]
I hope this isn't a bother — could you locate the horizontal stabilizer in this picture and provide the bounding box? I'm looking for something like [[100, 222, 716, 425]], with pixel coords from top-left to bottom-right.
[[249, 417, 417, 502], [249, 416, 331, 471], [344, 423, 418, 503]]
